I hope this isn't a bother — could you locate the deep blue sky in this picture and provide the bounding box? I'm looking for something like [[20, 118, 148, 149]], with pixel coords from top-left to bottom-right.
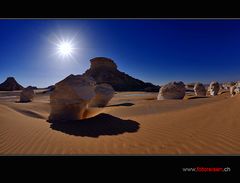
[[1, 19, 240, 87]]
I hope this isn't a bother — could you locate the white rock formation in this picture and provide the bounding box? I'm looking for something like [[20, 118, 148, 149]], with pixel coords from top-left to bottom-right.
[[90, 83, 114, 107], [230, 84, 240, 97], [230, 85, 237, 96], [209, 81, 220, 96], [235, 87, 240, 94], [157, 81, 185, 100], [194, 82, 206, 96], [222, 84, 229, 90], [222, 82, 236, 90], [19, 86, 34, 102], [235, 81, 240, 88], [48, 75, 96, 122]]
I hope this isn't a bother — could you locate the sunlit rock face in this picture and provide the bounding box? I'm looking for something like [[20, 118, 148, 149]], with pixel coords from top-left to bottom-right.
[[209, 81, 220, 96], [230, 83, 240, 97], [230, 85, 237, 96], [235, 81, 240, 87], [90, 83, 114, 107], [19, 86, 35, 102], [48, 74, 96, 122], [194, 82, 206, 96], [83, 57, 159, 91], [0, 77, 23, 91], [235, 82, 240, 94], [235, 87, 240, 94], [157, 81, 185, 100], [222, 83, 229, 90], [222, 82, 235, 90]]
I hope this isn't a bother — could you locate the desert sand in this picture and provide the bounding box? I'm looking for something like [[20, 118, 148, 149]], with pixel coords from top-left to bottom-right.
[[1, 89, 240, 155]]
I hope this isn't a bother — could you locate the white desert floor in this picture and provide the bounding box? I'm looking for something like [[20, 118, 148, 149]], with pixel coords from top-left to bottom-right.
[[1, 90, 240, 155]]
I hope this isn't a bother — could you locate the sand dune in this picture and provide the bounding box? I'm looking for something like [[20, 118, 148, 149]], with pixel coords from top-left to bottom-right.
[[0, 90, 240, 154]]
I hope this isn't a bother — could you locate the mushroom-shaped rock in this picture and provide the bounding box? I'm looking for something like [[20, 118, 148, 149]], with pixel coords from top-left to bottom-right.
[[90, 83, 114, 107], [209, 81, 220, 96], [48, 75, 96, 122], [194, 82, 206, 96], [83, 57, 158, 91], [19, 86, 34, 102], [157, 81, 185, 100]]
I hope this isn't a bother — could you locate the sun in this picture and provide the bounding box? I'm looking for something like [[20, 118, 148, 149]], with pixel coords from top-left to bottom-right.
[[49, 32, 79, 60], [56, 41, 74, 58]]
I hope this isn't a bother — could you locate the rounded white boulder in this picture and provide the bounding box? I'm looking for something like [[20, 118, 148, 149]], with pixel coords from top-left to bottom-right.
[[157, 81, 185, 100], [19, 86, 35, 102], [48, 75, 96, 122], [194, 82, 206, 96], [209, 81, 220, 96]]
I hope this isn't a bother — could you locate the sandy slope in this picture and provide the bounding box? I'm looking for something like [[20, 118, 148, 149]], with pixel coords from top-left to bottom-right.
[[0, 90, 240, 154]]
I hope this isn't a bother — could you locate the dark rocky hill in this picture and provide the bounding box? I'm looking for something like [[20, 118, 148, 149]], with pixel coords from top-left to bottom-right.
[[83, 57, 159, 92], [0, 77, 24, 91]]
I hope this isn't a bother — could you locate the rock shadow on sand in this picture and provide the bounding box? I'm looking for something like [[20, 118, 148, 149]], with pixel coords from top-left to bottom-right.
[[15, 101, 30, 103], [187, 96, 209, 100], [107, 102, 134, 107], [49, 113, 140, 138], [12, 108, 46, 119]]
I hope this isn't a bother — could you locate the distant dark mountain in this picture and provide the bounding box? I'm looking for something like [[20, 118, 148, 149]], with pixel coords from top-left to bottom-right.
[[0, 77, 24, 91], [83, 57, 159, 92]]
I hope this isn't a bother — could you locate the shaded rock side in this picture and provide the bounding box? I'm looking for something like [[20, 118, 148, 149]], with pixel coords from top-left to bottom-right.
[[90, 83, 115, 107], [20, 86, 35, 102]]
